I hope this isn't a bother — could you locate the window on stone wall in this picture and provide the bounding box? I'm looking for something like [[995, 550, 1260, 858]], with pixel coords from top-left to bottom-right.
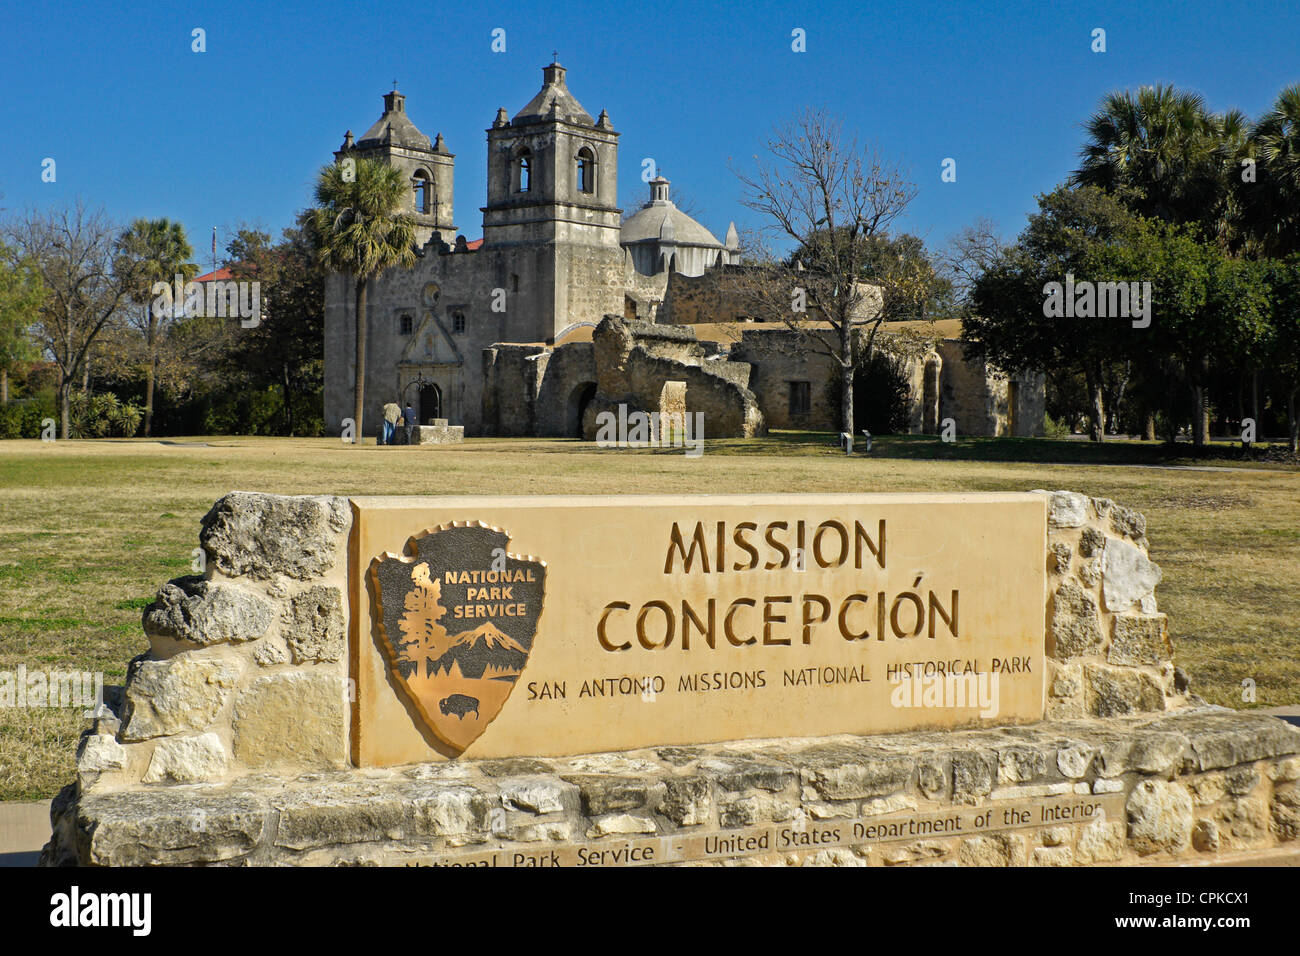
[[789, 381, 811, 415], [400, 314, 413, 335], [517, 150, 531, 193], [452, 311, 466, 334], [577, 148, 595, 194]]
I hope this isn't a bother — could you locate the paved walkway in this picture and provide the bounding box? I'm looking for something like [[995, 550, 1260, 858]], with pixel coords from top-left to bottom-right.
[[0, 800, 50, 867]]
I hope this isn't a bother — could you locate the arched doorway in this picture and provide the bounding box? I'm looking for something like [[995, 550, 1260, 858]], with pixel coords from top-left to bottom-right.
[[569, 382, 597, 438], [419, 383, 442, 425]]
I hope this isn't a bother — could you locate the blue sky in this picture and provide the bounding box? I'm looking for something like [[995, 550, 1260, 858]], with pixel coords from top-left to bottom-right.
[[2, 0, 1297, 266]]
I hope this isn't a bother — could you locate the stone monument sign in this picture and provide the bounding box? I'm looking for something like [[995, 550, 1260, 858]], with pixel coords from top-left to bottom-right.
[[352, 493, 1046, 764], [41, 490, 1300, 868]]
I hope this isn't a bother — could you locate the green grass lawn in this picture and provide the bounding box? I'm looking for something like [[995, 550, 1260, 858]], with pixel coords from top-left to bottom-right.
[[0, 431, 1297, 800]]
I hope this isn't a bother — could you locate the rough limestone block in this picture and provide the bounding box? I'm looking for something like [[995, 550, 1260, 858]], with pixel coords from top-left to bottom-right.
[[282, 585, 345, 663], [587, 813, 658, 838], [1126, 780, 1193, 854], [270, 783, 488, 850], [1109, 504, 1147, 541], [657, 776, 712, 826], [416, 423, 465, 444], [498, 778, 577, 815], [1055, 743, 1094, 779], [120, 657, 243, 741], [200, 492, 350, 582], [957, 833, 1025, 866], [1044, 490, 1089, 529], [1109, 613, 1172, 666], [1077, 527, 1106, 558], [788, 748, 914, 801], [74, 790, 268, 866], [143, 576, 274, 646], [1076, 819, 1125, 863], [76, 733, 126, 774], [1272, 783, 1300, 840], [951, 751, 995, 804], [143, 733, 229, 783], [1128, 732, 1189, 774], [1083, 664, 1166, 718], [1049, 541, 1072, 574], [1101, 538, 1162, 611], [1050, 581, 1104, 659], [232, 672, 346, 768]]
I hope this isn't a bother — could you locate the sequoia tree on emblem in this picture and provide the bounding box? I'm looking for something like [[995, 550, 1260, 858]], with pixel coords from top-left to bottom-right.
[[370, 522, 547, 755]]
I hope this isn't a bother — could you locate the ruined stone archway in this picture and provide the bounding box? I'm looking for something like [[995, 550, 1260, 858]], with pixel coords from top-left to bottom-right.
[[569, 381, 597, 438]]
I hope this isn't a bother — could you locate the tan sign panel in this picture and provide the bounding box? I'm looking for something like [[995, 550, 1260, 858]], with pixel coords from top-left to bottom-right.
[[350, 493, 1046, 765]]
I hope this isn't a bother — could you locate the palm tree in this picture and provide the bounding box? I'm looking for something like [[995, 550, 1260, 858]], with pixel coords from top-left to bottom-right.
[[308, 159, 416, 442], [1071, 85, 1222, 232], [1250, 84, 1300, 257], [116, 219, 194, 436]]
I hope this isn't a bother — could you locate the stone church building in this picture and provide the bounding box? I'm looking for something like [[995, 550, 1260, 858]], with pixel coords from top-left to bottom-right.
[[323, 63, 1043, 440]]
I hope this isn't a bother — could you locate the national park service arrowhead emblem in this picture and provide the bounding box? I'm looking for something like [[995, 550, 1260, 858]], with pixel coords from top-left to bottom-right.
[[370, 522, 547, 756]]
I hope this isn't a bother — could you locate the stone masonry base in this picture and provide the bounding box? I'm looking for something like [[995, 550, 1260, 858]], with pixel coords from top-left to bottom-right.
[[43, 707, 1300, 866]]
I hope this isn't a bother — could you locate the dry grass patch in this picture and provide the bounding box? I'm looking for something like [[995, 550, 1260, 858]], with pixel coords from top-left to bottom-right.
[[1, 435, 1297, 799]]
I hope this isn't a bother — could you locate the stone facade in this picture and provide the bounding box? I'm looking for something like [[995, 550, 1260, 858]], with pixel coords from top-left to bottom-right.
[[41, 488, 1300, 866], [324, 65, 1044, 442], [1039, 491, 1175, 719], [45, 710, 1300, 867], [62, 493, 353, 801]]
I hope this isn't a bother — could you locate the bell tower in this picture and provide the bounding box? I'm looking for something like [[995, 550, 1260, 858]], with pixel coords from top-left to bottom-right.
[[480, 62, 623, 339], [335, 87, 457, 247]]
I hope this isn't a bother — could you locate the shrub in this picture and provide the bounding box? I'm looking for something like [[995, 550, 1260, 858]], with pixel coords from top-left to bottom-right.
[[0, 398, 56, 439], [68, 392, 143, 438]]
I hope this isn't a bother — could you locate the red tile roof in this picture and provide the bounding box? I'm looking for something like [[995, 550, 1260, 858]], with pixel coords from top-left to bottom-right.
[[193, 267, 232, 282]]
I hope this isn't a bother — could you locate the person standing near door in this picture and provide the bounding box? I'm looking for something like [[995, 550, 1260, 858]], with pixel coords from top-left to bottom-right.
[[404, 402, 417, 445], [381, 400, 401, 446]]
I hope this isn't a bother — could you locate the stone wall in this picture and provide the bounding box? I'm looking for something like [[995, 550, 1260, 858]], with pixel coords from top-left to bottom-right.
[[46, 710, 1300, 866], [42, 489, 1300, 866], [66, 493, 353, 798], [581, 316, 765, 440], [1040, 491, 1178, 719], [935, 340, 1046, 438]]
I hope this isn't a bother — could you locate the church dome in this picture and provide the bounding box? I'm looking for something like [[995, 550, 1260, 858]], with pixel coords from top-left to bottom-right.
[[620, 178, 723, 248]]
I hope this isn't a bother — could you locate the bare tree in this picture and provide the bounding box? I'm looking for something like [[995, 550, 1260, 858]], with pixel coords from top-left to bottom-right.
[[4, 203, 134, 438], [731, 108, 926, 435], [939, 217, 1007, 306]]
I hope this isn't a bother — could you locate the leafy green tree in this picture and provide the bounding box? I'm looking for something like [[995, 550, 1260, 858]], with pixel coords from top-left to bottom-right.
[[224, 216, 326, 436], [964, 186, 1141, 441], [307, 159, 416, 441], [1250, 85, 1300, 257], [0, 243, 46, 404], [115, 218, 195, 435], [1072, 86, 1223, 230], [1265, 256, 1300, 452]]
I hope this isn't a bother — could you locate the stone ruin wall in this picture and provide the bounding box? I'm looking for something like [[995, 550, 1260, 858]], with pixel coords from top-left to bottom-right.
[[42, 491, 1300, 866]]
